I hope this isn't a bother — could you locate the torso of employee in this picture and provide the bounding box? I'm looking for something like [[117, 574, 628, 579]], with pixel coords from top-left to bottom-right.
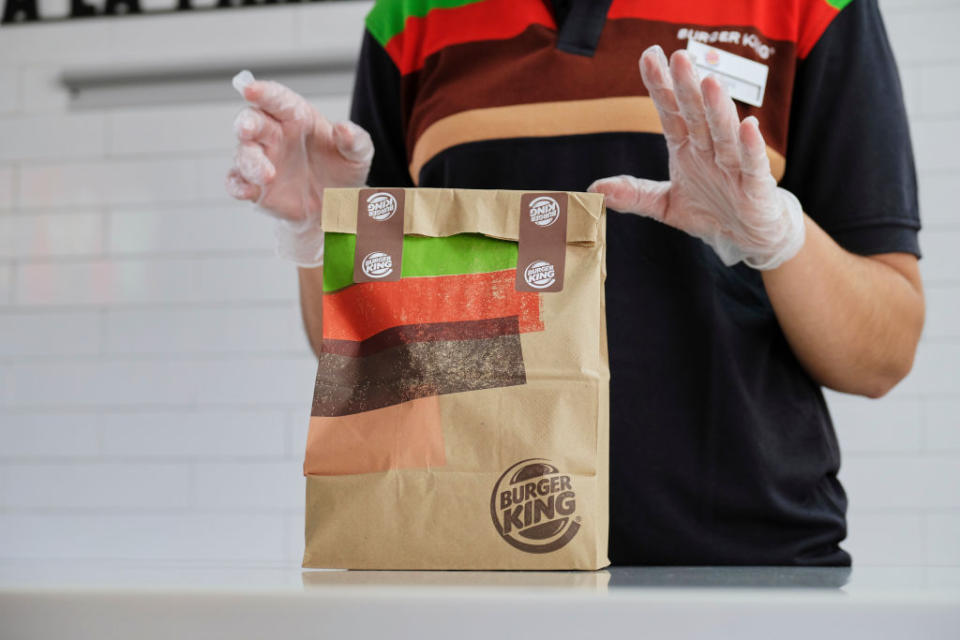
[[340, 0, 922, 566]]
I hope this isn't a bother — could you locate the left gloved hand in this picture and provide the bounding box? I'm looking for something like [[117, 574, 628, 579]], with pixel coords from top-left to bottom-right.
[[588, 45, 805, 271]]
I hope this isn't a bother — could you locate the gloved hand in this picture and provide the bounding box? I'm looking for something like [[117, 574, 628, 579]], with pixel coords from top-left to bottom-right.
[[226, 70, 374, 267], [588, 46, 804, 270]]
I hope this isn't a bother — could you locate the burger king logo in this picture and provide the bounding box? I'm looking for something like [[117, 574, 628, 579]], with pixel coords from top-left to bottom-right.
[[366, 191, 398, 221], [360, 251, 393, 279], [528, 196, 560, 227], [490, 458, 580, 554], [523, 260, 556, 290]]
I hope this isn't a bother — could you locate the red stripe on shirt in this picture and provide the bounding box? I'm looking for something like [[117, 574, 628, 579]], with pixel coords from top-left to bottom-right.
[[384, 0, 555, 75]]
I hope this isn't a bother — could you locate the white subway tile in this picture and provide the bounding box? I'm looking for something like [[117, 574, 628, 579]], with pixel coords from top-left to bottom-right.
[[895, 341, 960, 396], [0, 22, 109, 65], [103, 305, 307, 355], [197, 155, 247, 202], [0, 360, 199, 407], [194, 255, 299, 303], [305, 96, 353, 124], [19, 65, 71, 113], [844, 511, 925, 566], [106, 9, 300, 60], [919, 173, 959, 228], [14, 256, 298, 306], [912, 120, 960, 173], [0, 166, 14, 209], [897, 65, 920, 119], [295, 2, 371, 51], [195, 461, 303, 509], [840, 454, 960, 509], [923, 286, 960, 339], [98, 410, 287, 457], [880, 0, 958, 11], [925, 513, 960, 565], [0, 113, 105, 162], [108, 103, 239, 156], [0, 310, 100, 357], [885, 8, 960, 64], [920, 230, 960, 283], [288, 409, 310, 460], [0, 412, 100, 457], [0, 263, 12, 304], [826, 392, 922, 453], [108, 205, 273, 254], [2, 463, 191, 508], [0, 514, 286, 561], [924, 398, 960, 451], [19, 158, 201, 208], [283, 511, 305, 563], [0, 8, 296, 65], [0, 68, 20, 114], [0, 357, 315, 408], [0, 211, 103, 259], [918, 64, 960, 117], [191, 356, 317, 406], [14, 259, 195, 305]]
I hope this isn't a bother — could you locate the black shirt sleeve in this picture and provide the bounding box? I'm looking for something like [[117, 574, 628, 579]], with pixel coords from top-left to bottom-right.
[[780, 0, 921, 257], [349, 29, 415, 188]]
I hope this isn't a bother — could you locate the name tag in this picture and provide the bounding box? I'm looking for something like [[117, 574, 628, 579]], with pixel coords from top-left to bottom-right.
[[686, 39, 769, 107]]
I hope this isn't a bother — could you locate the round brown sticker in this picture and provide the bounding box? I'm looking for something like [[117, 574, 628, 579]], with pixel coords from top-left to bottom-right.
[[490, 458, 581, 554], [366, 191, 398, 221], [528, 196, 560, 227], [360, 251, 393, 279], [522, 260, 556, 290]]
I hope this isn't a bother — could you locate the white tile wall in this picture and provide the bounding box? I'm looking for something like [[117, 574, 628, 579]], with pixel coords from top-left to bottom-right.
[[103, 305, 307, 354], [18, 158, 204, 208], [0, 514, 288, 560], [107, 103, 239, 156], [107, 206, 273, 254], [840, 454, 960, 509], [0, 413, 101, 457], [919, 173, 960, 228], [1, 462, 193, 509], [0, 68, 21, 115], [0, 112, 106, 162], [0, 165, 15, 209], [0, 211, 104, 259], [0, 263, 14, 303], [0, 0, 958, 568], [0, 310, 101, 357], [925, 399, 960, 451], [844, 512, 926, 566], [194, 461, 304, 509]]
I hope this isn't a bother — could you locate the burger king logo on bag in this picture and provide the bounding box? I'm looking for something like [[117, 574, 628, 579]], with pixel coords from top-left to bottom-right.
[[490, 458, 581, 554], [523, 260, 556, 289], [528, 196, 560, 227], [366, 191, 398, 221], [361, 251, 393, 279]]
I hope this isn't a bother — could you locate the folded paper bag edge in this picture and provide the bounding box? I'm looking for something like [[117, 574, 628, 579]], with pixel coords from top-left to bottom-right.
[[322, 187, 603, 244]]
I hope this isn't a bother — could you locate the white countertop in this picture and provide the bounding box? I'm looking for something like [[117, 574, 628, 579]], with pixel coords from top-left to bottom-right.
[[2, 561, 958, 639]]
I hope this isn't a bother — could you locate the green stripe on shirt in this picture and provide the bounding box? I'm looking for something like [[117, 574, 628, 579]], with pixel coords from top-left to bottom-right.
[[323, 232, 518, 292], [825, 0, 854, 10], [366, 0, 487, 48]]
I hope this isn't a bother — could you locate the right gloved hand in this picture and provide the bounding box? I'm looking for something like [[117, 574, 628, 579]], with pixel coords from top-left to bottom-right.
[[226, 70, 374, 267]]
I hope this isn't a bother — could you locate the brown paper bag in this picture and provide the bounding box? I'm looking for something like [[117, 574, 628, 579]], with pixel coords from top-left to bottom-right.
[[302, 188, 609, 570]]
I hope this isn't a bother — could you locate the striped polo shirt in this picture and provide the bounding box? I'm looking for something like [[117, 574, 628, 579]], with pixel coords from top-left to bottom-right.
[[348, 0, 920, 566]]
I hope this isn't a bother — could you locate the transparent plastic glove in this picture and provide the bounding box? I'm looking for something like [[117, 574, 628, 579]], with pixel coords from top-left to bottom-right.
[[226, 70, 374, 267], [588, 46, 804, 270]]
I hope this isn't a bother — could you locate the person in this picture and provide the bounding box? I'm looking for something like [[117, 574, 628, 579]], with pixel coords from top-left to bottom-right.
[[225, 0, 924, 566]]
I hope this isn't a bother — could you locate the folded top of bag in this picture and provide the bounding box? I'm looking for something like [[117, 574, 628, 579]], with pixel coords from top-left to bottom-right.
[[321, 188, 604, 244]]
